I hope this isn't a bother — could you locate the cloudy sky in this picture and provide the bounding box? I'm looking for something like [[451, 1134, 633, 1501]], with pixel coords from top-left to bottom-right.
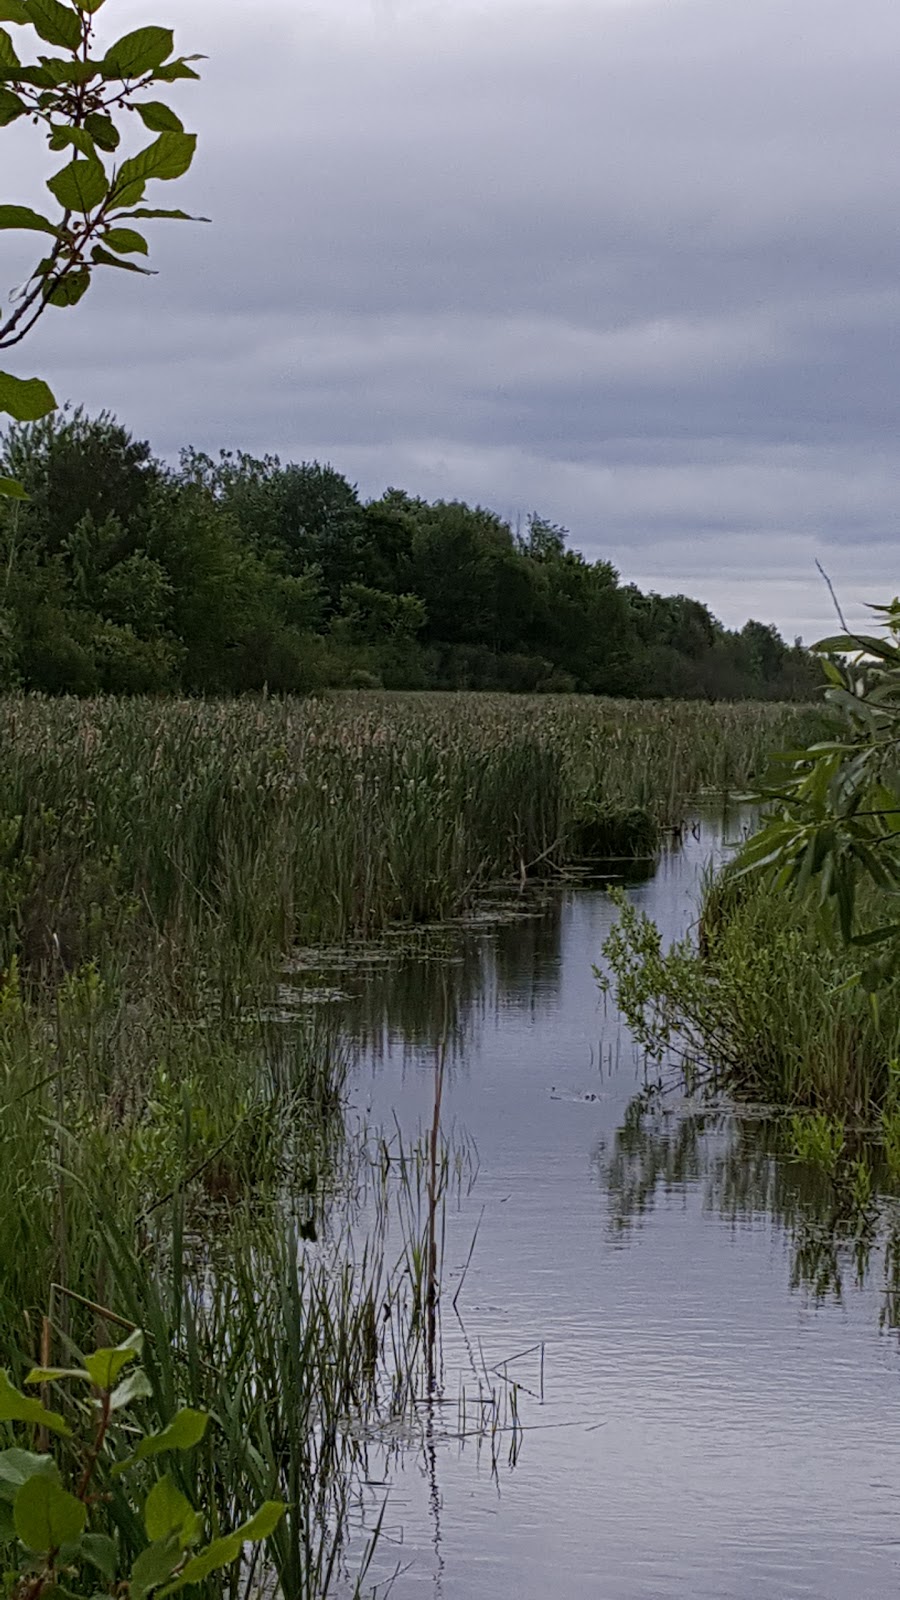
[[5, 0, 900, 640]]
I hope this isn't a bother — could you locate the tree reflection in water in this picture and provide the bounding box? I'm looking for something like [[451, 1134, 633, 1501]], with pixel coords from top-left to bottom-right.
[[594, 1096, 900, 1331]]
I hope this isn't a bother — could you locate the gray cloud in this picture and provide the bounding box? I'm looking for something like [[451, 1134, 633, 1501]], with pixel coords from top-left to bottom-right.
[[8, 0, 900, 640]]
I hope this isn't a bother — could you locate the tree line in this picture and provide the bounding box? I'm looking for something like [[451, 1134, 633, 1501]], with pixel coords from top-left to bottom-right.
[[0, 408, 821, 699]]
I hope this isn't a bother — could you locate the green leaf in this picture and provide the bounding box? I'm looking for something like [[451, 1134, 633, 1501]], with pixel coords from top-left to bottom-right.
[[47, 156, 107, 212], [158, 1503, 286, 1596], [44, 268, 90, 306], [91, 243, 154, 274], [77, 1532, 117, 1580], [113, 1407, 208, 1476], [0, 1450, 57, 1500], [144, 1475, 201, 1546], [102, 25, 172, 78], [84, 110, 118, 150], [103, 225, 148, 255], [14, 1474, 86, 1553], [111, 179, 145, 209], [109, 1367, 153, 1409], [114, 206, 208, 222], [35, 55, 95, 85], [134, 99, 183, 133], [0, 26, 19, 64], [23, 0, 81, 51], [112, 132, 196, 203], [0, 3, 28, 24], [83, 1330, 143, 1392], [814, 632, 898, 661], [130, 1534, 182, 1600], [0, 203, 58, 234], [0, 476, 28, 499], [0, 86, 24, 122], [0, 61, 53, 83], [153, 57, 203, 82], [814, 635, 857, 654], [24, 1366, 89, 1384], [48, 123, 97, 157], [0, 1369, 69, 1432]]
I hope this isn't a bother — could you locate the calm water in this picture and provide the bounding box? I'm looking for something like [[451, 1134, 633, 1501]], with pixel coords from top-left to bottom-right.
[[309, 818, 900, 1598]]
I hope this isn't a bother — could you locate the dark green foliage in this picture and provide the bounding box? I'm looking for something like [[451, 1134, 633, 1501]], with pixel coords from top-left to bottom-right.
[[0, 1341, 283, 1600], [0, 411, 824, 699], [572, 805, 657, 859]]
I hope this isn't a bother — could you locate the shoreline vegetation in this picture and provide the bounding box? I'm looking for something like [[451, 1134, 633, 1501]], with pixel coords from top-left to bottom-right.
[[603, 869, 900, 1117], [1, 409, 822, 701], [603, 600, 900, 1128]]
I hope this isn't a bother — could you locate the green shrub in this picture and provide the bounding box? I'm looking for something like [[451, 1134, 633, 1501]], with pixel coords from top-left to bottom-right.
[[0, 1334, 283, 1600], [602, 872, 900, 1114]]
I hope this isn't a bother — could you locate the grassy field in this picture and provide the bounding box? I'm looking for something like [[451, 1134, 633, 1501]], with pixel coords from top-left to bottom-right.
[[0, 691, 821, 1596]]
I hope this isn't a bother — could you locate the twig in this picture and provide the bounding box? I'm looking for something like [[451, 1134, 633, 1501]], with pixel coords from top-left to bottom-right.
[[816, 560, 851, 634], [815, 560, 885, 660], [452, 1205, 484, 1311]]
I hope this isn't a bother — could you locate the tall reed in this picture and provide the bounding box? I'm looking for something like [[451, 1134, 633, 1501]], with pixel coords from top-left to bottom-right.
[[0, 693, 820, 993]]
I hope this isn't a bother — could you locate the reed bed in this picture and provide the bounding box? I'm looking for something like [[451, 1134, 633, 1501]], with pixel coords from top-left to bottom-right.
[[0, 961, 454, 1597], [0, 692, 820, 992]]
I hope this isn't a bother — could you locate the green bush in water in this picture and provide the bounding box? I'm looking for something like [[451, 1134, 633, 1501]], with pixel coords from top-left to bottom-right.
[[601, 870, 900, 1115]]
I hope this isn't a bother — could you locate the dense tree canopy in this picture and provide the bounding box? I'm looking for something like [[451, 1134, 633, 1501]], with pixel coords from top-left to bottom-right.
[[0, 409, 822, 699]]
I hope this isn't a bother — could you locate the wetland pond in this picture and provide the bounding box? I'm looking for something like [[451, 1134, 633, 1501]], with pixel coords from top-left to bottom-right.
[[296, 814, 900, 1599]]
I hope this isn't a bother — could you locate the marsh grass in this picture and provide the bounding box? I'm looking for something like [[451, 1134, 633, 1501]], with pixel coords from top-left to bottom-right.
[[1, 1006, 457, 1597], [0, 693, 819, 991]]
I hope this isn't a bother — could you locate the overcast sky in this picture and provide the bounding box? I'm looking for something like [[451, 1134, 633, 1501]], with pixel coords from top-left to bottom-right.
[[5, 0, 900, 640]]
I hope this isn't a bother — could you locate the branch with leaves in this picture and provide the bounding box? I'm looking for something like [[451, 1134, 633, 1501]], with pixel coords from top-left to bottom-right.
[[737, 597, 900, 992], [0, 0, 205, 496]]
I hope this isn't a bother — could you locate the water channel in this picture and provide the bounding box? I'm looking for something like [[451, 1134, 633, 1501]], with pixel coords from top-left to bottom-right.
[[303, 814, 900, 1598]]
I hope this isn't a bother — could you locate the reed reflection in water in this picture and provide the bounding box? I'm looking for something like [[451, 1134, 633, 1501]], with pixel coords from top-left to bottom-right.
[[293, 816, 900, 1600]]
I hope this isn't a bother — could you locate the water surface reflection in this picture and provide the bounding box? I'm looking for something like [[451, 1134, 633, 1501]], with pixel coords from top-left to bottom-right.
[[298, 819, 900, 1598]]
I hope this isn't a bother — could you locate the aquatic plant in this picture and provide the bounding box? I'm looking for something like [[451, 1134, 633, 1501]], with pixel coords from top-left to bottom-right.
[[789, 1111, 845, 1173], [601, 871, 900, 1114], [0, 693, 820, 990]]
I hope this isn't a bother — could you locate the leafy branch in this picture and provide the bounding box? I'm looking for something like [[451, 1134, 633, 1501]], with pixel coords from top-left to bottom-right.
[[0, 1329, 284, 1599], [737, 596, 900, 991], [0, 0, 205, 481]]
